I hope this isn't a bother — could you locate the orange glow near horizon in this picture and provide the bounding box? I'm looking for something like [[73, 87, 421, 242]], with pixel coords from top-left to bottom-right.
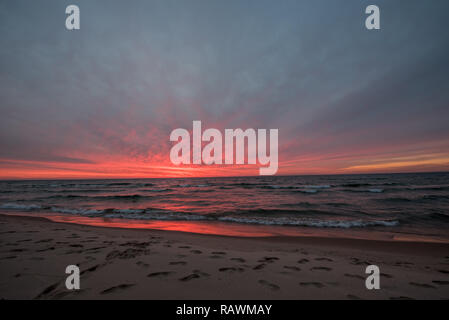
[[1, 151, 449, 180]]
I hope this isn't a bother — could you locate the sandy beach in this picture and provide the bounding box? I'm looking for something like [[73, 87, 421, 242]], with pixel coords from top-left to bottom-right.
[[0, 213, 448, 300]]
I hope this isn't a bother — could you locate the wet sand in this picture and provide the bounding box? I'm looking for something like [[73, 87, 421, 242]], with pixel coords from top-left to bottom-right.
[[0, 213, 448, 300]]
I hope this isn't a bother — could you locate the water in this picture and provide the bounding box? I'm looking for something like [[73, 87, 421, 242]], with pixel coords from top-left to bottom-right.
[[1, 173, 448, 241]]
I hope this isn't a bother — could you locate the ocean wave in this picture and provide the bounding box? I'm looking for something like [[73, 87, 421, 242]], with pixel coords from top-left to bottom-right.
[[303, 185, 332, 189], [288, 189, 319, 194], [0, 201, 399, 228], [428, 212, 449, 220], [375, 197, 412, 203], [279, 202, 317, 208], [51, 207, 105, 215], [48, 206, 209, 221], [339, 182, 401, 187], [221, 208, 341, 217], [0, 203, 42, 210], [406, 186, 449, 191], [368, 188, 384, 193], [95, 194, 151, 200], [217, 216, 399, 228], [229, 182, 268, 187], [340, 183, 372, 187], [421, 195, 449, 201], [138, 188, 173, 192], [342, 188, 384, 193], [261, 185, 300, 190], [103, 211, 208, 221], [176, 184, 211, 188], [46, 189, 125, 193], [50, 206, 170, 216], [41, 182, 155, 188]]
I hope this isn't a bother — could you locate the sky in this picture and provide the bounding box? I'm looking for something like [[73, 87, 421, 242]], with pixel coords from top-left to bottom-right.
[[1, 0, 449, 179]]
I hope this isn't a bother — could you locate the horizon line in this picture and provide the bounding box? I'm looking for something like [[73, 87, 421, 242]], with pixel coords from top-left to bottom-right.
[[1, 170, 448, 181]]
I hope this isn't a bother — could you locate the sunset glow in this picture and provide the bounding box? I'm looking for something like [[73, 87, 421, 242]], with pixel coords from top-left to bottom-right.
[[1, 1, 448, 180]]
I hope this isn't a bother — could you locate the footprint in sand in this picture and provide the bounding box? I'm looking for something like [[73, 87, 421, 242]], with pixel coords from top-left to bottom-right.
[[347, 294, 361, 300], [299, 282, 324, 288], [258, 257, 279, 263], [36, 247, 55, 252], [211, 251, 226, 255], [84, 246, 107, 252], [179, 246, 191, 249], [311, 266, 332, 272], [437, 269, 449, 274], [253, 263, 266, 270], [190, 250, 202, 254], [147, 271, 175, 278], [65, 249, 83, 254], [179, 269, 211, 282], [193, 269, 210, 277], [395, 261, 413, 267], [169, 261, 187, 266], [432, 280, 449, 285], [100, 284, 135, 294], [209, 255, 224, 259], [35, 239, 53, 243], [179, 274, 200, 282], [106, 248, 150, 260], [80, 263, 106, 275], [219, 267, 244, 273], [409, 282, 436, 289], [192, 269, 210, 277], [350, 258, 371, 266], [297, 259, 309, 264], [35, 282, 59, 299], [381, 273, 393, 279], [120, 241, 150, 248], [258, 280, 280, 291], [230, 258, 246, 263], [283, 266, 301, 271], [315, 257, 333, 262]]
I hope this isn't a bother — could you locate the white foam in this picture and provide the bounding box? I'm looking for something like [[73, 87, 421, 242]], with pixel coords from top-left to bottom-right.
[[0, 203, 41, 210], [217, 216, 399, 228], [51, 207, 104, 215], [303, 185, 331, 189]]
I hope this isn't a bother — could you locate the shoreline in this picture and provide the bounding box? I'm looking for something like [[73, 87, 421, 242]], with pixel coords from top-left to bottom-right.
[[2, 211, 448, 245], [2, 212, 449, 251], [1, 213, 448, 299]]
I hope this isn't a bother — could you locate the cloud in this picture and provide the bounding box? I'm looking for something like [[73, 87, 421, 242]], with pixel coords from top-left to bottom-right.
[[1, 0, 449, 178]]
